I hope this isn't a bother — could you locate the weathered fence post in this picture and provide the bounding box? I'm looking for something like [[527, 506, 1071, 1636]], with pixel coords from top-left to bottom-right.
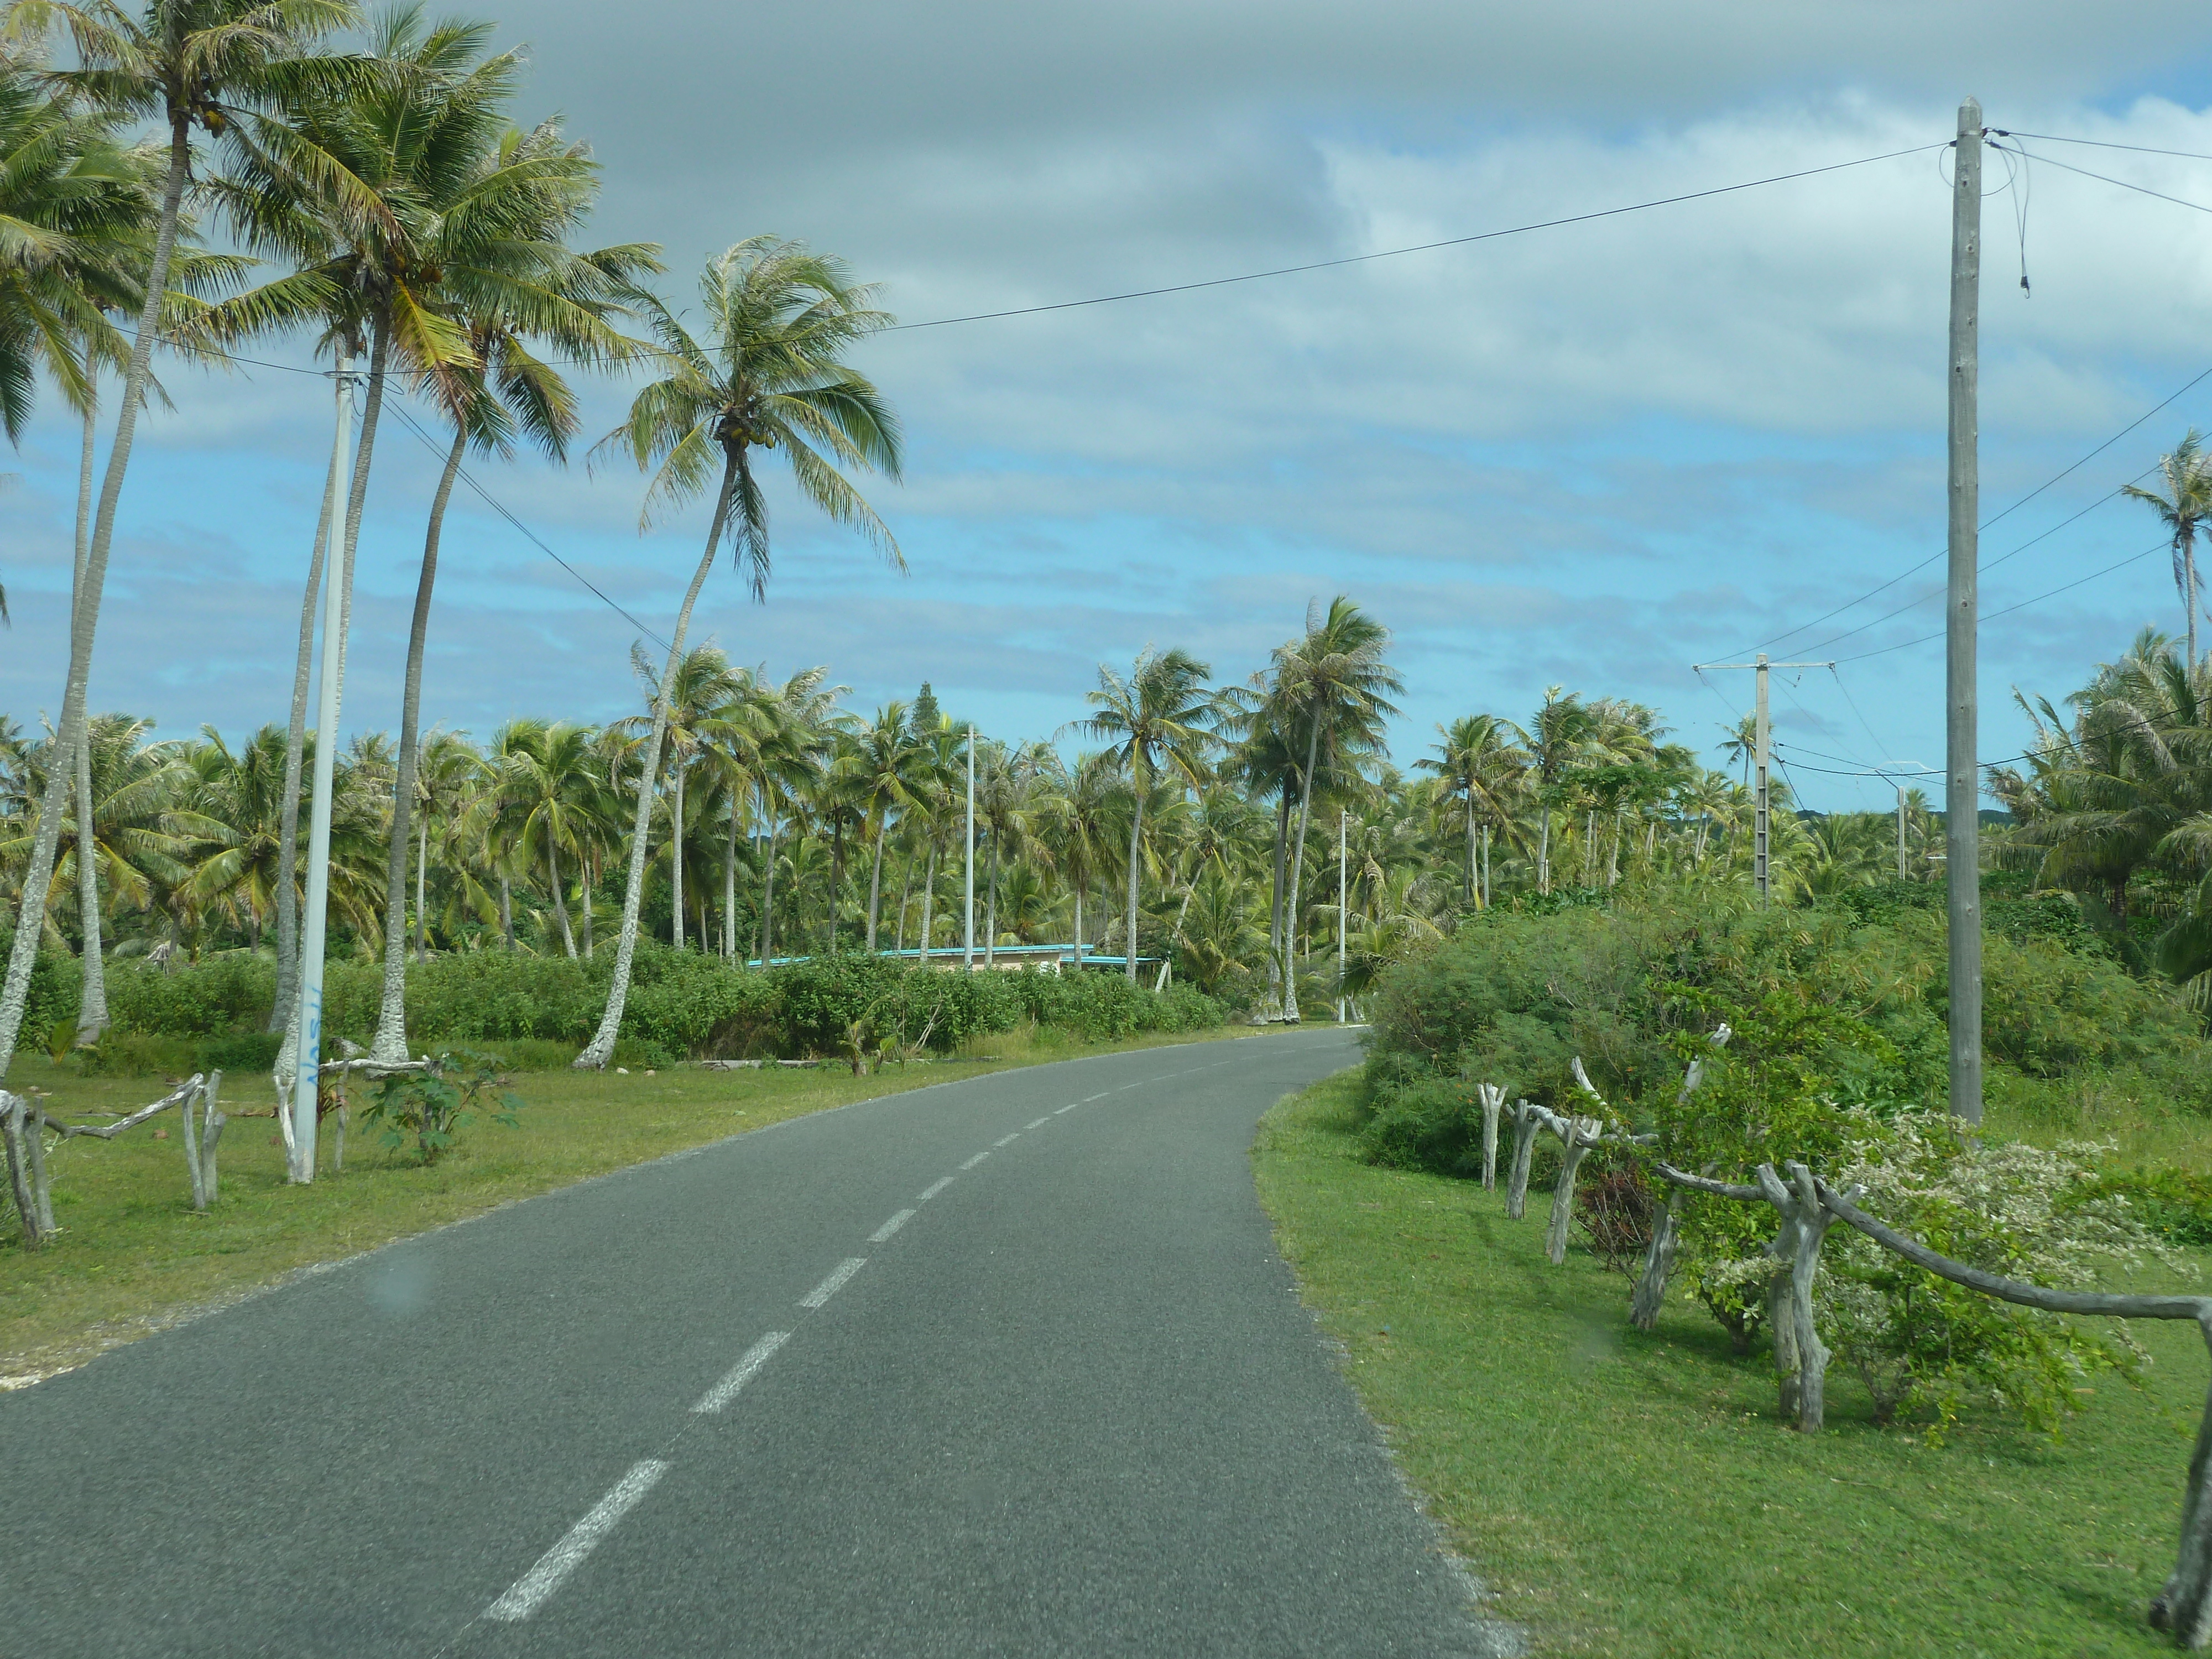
[[1505, 1099, 1543, 1220], [179, 1074, 206, 1211], [1631, 1026, 1730, 1329], [1478, 1082, 1505, 1190], [1543, 1112, 1604, 1267], [1, 1091, 44, 1250], [197, 1071, 225, 1207]]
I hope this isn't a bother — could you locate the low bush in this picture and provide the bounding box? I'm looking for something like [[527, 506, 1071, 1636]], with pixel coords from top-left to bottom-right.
[[16, 943, 1225, 1070]]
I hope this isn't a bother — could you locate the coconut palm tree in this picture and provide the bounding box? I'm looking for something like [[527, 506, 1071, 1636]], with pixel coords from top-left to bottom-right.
[[1074, 648, 1214, 984], [0, 0, 361, 1085], [1260, 598, 1400, 1016], [2125, 432, 2212, 669], [1417, 713, 1528, 909], [842, 699, 922, 952], [348, 118, 654, 1053], [575, 238, 900, 1065]]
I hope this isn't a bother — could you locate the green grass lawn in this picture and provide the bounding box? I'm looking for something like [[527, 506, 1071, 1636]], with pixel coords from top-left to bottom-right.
[[1254, 1070, 2209, 1659], [0, 1022, 1274, 1384]]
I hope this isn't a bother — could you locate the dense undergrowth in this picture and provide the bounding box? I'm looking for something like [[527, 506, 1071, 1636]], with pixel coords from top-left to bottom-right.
[[1352, 880, 2212, 1435], [11, 943, 1225, 1074]]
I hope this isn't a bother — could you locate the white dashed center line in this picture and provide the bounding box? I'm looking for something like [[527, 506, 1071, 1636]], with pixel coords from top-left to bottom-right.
[[486, 1459, 669, 1621], [1083, 1092, 1110, 1102], [692, 1332, 789, 1414], [994, 1132, 1020, 1147], [959, 1150, 990, 1170], [800, 1257, 867, 1308], [1025, 1117, 1050, 1130], [917, 1176, 954, 1201], [1054, 1103, 1078, 1115], [869, 1208, 915, 1243]]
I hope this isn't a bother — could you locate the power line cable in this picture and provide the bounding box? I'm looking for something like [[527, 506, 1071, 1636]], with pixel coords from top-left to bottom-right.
[[1834, 539, 2168, 663], [880, 142, 1948, 332], [380, 399, 674, 655], [1992, 138, 2212, 217], [1741, 364, 2212, 656], [1996, 131, 2212, 165]]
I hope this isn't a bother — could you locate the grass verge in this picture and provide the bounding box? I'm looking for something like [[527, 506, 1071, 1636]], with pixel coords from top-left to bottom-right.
[[1253, 1068, 2207, 1659], [2, 1022, 1274, 1383]]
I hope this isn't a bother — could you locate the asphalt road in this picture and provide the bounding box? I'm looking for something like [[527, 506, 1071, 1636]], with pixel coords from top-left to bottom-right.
[[2, 1029, 1511, 1658]]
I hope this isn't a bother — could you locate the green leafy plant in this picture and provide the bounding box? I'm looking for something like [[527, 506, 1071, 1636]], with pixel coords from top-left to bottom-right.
[[361, 1049, 524, 1164]]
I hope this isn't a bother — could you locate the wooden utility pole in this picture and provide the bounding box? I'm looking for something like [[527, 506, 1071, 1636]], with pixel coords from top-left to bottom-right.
[[1947, 97, 1984, 1125], [1691, 654, 1831, 903]]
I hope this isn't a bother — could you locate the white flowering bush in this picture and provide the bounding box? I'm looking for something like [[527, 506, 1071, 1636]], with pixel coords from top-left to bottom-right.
[[1819, 1109, 2191, 1439]]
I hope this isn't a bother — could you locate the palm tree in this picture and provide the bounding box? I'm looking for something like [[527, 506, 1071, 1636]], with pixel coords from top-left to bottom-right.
[[1075, 648, 1214, 984], [843, 700, 922, 952], [406, 726, 474, 957], [575, 238, 900, 1065], [0, 0, 361, 1083], [351, 111, 654, 1055], [475, 719, 595, 958], [1417, 713, 1528, 909], [1262, 598, 1401, 1016], [2124, 432, 2212, 669]]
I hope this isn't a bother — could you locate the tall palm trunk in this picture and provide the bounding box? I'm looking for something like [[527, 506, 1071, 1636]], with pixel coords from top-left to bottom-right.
[[547, 818, 575, 958], [867, 820, 888, 951], [1463, 797, 1478, 910], [0, 116, 189, 1103], [499, 872, 514, 948], [1282, 720, 1325, 1021], [757, 820, 778, 963], [1123, 786, 1143, 985], [895, 848, 913, 951], [578, 456, 739, 1068], [986, 835, 998, 968], [919, 838, 937, 964], [827, 820, 843, 954], [670, 762, 686, 950], [371, 427, 466, 1063], [270, 361, 347, 1030], [415, 816, 429, 961], [71, 386, 107, 1045], [1154, 875, 1196, 992], [581, 853, 594, 957], [1072, 882, 1083, 963], [1538, 806, 1552, 894]]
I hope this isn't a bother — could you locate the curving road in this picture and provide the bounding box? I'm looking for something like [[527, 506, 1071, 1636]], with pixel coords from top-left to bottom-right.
[[2, 1029, 1509, 1657]]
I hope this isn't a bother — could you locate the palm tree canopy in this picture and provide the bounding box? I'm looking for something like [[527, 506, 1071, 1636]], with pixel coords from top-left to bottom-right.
[[598, 234, 902, 594]]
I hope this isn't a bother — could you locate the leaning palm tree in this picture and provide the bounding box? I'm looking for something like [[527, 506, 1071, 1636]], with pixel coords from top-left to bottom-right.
[[0, 0, 361, 1087], [1074, 648, 1214, 984], [2124, 431, 2212, 669], [575, 237, 901, 1067]]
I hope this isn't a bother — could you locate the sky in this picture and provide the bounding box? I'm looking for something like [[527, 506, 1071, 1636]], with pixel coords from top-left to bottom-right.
[[12, 1, 2212, 812]]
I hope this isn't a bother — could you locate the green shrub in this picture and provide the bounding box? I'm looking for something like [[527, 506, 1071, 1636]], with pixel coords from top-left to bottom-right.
[[2075, 1165, 2212, 1246]]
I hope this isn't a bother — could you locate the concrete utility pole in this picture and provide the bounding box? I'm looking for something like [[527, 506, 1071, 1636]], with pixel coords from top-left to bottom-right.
[[963, 728, 975, 972], [1337, 807, 1347, 1024], [1897, 786, 1910, 881], [1691, 653, 1831, 904], [1948, 96, 1984, 1125], [288, 361, 356, 1182]]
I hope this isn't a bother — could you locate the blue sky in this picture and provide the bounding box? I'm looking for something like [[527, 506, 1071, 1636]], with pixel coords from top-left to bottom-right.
[[11, 1, 2212, 812]]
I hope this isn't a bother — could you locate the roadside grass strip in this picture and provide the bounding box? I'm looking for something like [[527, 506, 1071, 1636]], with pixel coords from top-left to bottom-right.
[[1254, 1069, 2210, 1659], [692, 1332, 790, 1415], [799, 1258, 867, 1308], [487, 1460, 670, 1622]]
